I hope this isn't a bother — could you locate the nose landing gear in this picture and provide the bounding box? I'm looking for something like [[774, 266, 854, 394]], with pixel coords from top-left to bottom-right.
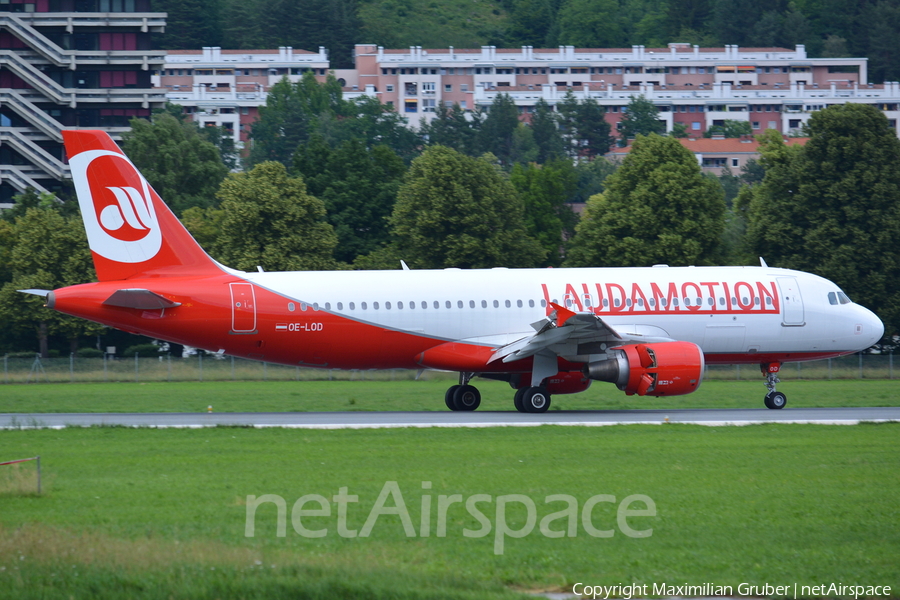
[[761, 362, 786, 409]]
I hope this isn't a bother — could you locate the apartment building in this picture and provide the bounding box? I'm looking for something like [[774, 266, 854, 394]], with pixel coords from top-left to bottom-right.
[[609, 135, 809, 176], [155, 46, 334, 149], [0, 0, 167, 206], [159, 42, 900, 151]]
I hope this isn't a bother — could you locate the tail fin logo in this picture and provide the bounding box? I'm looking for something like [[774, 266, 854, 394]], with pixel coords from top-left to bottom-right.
[[69, 149, 162, 263]]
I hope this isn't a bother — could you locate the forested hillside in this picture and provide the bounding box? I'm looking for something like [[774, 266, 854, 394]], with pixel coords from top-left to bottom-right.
[[152, 0, 900, 81]]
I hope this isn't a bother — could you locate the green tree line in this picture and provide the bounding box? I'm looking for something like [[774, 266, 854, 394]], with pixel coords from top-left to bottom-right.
[[1, 77, 898, 354], [154, 0, 900, 81]]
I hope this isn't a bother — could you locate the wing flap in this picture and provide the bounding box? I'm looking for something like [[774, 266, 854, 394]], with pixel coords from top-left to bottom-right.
[[491, 303, 674, 364]]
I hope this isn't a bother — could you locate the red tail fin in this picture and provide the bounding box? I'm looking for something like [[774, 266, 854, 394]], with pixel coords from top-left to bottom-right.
[[63, 129, 222, 281]]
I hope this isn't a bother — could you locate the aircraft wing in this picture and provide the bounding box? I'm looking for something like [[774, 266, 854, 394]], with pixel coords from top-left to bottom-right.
[[489, 302, 673, 364]]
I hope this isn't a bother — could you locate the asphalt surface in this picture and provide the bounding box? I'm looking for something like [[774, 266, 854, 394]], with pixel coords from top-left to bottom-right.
[[1, 407, 899, 429]]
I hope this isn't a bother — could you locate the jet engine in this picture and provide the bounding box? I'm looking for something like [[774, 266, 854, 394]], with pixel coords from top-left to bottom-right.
[[583, 342, 704, 396]]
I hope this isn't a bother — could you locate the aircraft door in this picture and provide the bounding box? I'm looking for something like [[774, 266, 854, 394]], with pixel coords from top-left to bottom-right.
[[230, 282, 257, 333], [777, 277, 805, 326]]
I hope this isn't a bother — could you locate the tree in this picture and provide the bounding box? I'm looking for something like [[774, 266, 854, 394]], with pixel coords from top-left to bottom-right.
[[558, 93, 612, 158], [421, 103, 482, 157], [556, 0, 625, 48], [293, 137, 406, 263], [741, 105, 900, 335], [0, 208, 102, 356], [510, 160, 579, 266], [390, 146, 546, 269], [121, 113, 229, 215], [566, 134, 726, 267], [214, 161, 340, 271], [248, 72, 347, 167], [618, 95, 665, 142], [153, 0, 221, 49], [478, 94, 521, 167], [704, 119, 752, 138], [530, 98, 565, 163]]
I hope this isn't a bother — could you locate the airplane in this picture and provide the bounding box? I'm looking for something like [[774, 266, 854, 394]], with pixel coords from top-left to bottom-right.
[[24, 129, 885, 412]]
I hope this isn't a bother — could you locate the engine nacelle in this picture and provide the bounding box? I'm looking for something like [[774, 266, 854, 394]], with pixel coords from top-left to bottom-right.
[[583, 342, 704, 397], [545, 371, 592, 395]]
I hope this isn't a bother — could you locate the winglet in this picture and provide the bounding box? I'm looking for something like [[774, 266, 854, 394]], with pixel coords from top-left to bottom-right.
[[760, 257, 768, 267], [549, 302, 577, 326]]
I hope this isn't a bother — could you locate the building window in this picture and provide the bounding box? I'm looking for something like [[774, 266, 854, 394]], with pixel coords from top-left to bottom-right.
[[405, 100, 417, 113], [701, 157, 727, 167], [459, 101, 467, 109], [768, 121, 778, 129], [386, 84, 394, 92], [460, 84, 468, 92], [422, 81, 435, 93], [423, 99, 436, 112], [752, 121, 760, 129], [444, 84, 452, 92], [692, 122, 701, 130], [405, 82, 417, 96], [731, 158, 739, 167]]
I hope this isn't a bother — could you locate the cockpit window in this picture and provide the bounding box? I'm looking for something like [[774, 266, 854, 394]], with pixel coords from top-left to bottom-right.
[[837, 291, 852, 305], [827, 292, 838, 305]]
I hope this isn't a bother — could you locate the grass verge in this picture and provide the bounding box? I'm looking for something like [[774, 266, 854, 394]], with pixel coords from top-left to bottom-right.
[[0, 379, 898, 413], [0, 424, 898, 597]]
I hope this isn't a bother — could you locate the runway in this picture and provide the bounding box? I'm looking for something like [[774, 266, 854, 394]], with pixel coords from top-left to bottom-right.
[[2, 407, 899, 429]]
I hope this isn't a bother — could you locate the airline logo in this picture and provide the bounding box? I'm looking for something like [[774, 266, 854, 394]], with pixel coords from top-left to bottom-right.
[[68, 149, 162, 263], [543, 281, 781, 315]]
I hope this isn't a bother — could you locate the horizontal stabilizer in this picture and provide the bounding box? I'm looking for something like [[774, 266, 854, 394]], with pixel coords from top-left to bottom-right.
[[17, 289, 51, 297], [103, 289, 181, 310]]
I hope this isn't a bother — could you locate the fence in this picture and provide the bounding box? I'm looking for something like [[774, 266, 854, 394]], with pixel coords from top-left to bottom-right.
[[0, 352, 895, 384]]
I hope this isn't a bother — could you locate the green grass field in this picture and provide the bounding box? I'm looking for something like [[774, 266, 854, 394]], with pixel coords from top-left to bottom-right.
[[0, 378, 898, 413], [1, 424, 898, 598]]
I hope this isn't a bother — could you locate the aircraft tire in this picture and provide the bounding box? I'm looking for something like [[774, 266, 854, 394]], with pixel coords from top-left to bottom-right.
[[453, 385, 481, 411], [522, 386, 551, 413], [513, 387, 527, 412], [764, 391, 787, 409], [445, 385, 461, 410]]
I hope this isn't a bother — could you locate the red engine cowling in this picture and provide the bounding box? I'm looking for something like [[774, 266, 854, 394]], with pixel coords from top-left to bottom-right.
[[583, 342, 704, 396], [545, 371, 592, 395]]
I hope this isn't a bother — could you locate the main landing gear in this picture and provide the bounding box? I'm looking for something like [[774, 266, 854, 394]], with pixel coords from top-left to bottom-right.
[[444, 374, 552, 413], [445, 372, 481, 411], [514, 386, 551, 413], [761, 362, 787, 409]]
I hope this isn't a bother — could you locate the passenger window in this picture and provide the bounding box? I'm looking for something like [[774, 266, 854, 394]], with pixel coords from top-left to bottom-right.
[[435, 301, 440, 309], [493, 300, 499, 308], [288, 302, 296, 312], [337, 302, 343, 310], [517, 300, 523, 308], [410, 301, 415, 309], [349, 302, 355, 310], [325, 302, 331, 310], [540, 299, 546, 308], [373, 302, 379, 310], [398, 301, 404, 309], [528, 299, 534, 308], [469, 300, 475, 308], [361, 302, 367, 310], [386, 301, 392, 309], [505, 300, 511, 308], [458, 300, 464, 308], [481, 300, 487, 308], [422, 301, 427, 309]]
